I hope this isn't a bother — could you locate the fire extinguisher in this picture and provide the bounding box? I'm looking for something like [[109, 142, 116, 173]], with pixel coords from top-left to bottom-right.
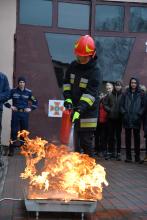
[[60, 109, 72, 145]]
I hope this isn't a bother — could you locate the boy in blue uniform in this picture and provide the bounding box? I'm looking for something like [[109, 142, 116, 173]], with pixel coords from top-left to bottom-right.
[[5, 77, 38, 156]]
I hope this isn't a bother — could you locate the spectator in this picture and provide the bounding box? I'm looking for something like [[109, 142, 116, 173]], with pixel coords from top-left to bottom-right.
[[142, 92, 147, 163], [95, 92, 108, 157], [120, 77, 145, 163], [5, 76, 38, 156], [0, 72, 10, 166], [102, 82, 113, 159], [103, 81, 123, 160]]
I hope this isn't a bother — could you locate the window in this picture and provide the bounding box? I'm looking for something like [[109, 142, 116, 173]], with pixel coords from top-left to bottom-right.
[[95, 37, 135, 81], [45, 33, 80, 64], [58, 2, 90, 29], [130, 7, 147, 32], [19, 0, 52, 26], [45, 33, 80, 88], [95, 5, 124, 32]]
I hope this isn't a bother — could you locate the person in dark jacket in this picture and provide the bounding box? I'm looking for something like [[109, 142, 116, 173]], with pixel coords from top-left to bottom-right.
[[103, 81, 123, 160], [142, 93, 147, 163], [120, 77, 145, 163], [5, 76, 38, 156], [0, 72, 10, 165], [63, 35, 102, 157]]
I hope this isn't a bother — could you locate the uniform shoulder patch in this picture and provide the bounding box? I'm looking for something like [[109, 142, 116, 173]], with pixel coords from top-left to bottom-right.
[[25, 88, 32, 92]]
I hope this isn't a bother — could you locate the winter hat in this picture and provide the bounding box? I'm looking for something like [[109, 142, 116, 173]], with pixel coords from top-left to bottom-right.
[[17, 76, 26, 84]]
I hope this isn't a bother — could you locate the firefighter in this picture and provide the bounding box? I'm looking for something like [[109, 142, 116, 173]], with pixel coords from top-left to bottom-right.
[[4, 76, 38, 156], [63, 35, 102, 158]]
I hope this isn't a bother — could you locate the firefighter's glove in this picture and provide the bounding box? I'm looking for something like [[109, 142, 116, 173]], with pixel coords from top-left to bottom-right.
[[64, 98, 73, 109], [72, 111, 80, 123]]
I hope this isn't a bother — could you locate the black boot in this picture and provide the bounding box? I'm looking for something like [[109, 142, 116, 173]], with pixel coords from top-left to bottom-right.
[[8, 151, 14, 156], [116, 153, 121, 161], [0, 160, 4, 167], [135, 153, 141, 163], [105, 152, 111, 160], [8, 144, 14, 156]]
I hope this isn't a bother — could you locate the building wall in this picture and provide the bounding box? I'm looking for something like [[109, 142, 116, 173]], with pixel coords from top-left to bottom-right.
[[0, 0, 16, 145], [16, 0, 147, 147], [105, 0, 147, 2]]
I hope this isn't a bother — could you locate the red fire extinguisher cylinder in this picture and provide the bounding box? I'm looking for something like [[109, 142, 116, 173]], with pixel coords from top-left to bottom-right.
[[60, 109, 72, 145]]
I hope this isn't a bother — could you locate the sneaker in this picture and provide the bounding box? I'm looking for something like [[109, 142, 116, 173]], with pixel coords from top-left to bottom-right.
[[3, 151, 8, 156], [105, 153, 111, 160], [0, 160, 4, 167], [110, 153, 116, 159], [116, 153, 121, 161], [139, 155, 147, 163], [125, 159, 132, 163], [143, 155, 147, 162], [135, 157, 141, 163], [8, 152, 14, 157], [103, 151, 108, 158], [135, 160, 142, 164], [97, 152, 104, 158]]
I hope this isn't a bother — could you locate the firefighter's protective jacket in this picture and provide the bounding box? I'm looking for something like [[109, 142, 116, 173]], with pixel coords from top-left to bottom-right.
[[63, 58, 102, 130]]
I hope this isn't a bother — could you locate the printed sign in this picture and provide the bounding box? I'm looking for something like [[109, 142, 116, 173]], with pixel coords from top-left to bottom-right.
[[48, 100, 64, 117]]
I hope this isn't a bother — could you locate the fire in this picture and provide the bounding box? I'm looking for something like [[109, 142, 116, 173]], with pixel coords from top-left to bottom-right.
[[19, 130, 108, 201]]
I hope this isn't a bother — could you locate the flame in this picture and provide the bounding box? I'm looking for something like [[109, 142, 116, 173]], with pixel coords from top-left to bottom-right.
[[19, 130, 108, 201]]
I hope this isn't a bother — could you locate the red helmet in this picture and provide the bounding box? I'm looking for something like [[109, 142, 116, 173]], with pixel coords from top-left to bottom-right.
[[74, 35, 96, 57]]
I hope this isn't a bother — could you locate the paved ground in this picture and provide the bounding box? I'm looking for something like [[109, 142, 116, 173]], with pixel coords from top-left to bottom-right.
[[0, 149, 147, 220]]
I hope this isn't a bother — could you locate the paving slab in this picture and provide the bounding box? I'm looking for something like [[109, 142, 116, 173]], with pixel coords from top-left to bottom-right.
[[0, 153, 147, 220]]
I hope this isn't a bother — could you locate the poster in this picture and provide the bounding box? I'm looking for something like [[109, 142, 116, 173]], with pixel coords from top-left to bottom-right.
[[48, 100, 64, 117]]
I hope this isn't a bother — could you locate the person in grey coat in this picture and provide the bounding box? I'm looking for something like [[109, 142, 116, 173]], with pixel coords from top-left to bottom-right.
[[103, 81, 123, 160]]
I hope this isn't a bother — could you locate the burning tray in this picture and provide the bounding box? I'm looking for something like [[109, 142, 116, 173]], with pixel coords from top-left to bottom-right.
[[24, 198, 97, 220], [23, 185, 97, 219], [25, 198, 97, 213]]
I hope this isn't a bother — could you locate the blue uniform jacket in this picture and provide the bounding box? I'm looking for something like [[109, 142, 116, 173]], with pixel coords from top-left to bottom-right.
[[5, 87, 38, 110], [0, 72, 10, 110]]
